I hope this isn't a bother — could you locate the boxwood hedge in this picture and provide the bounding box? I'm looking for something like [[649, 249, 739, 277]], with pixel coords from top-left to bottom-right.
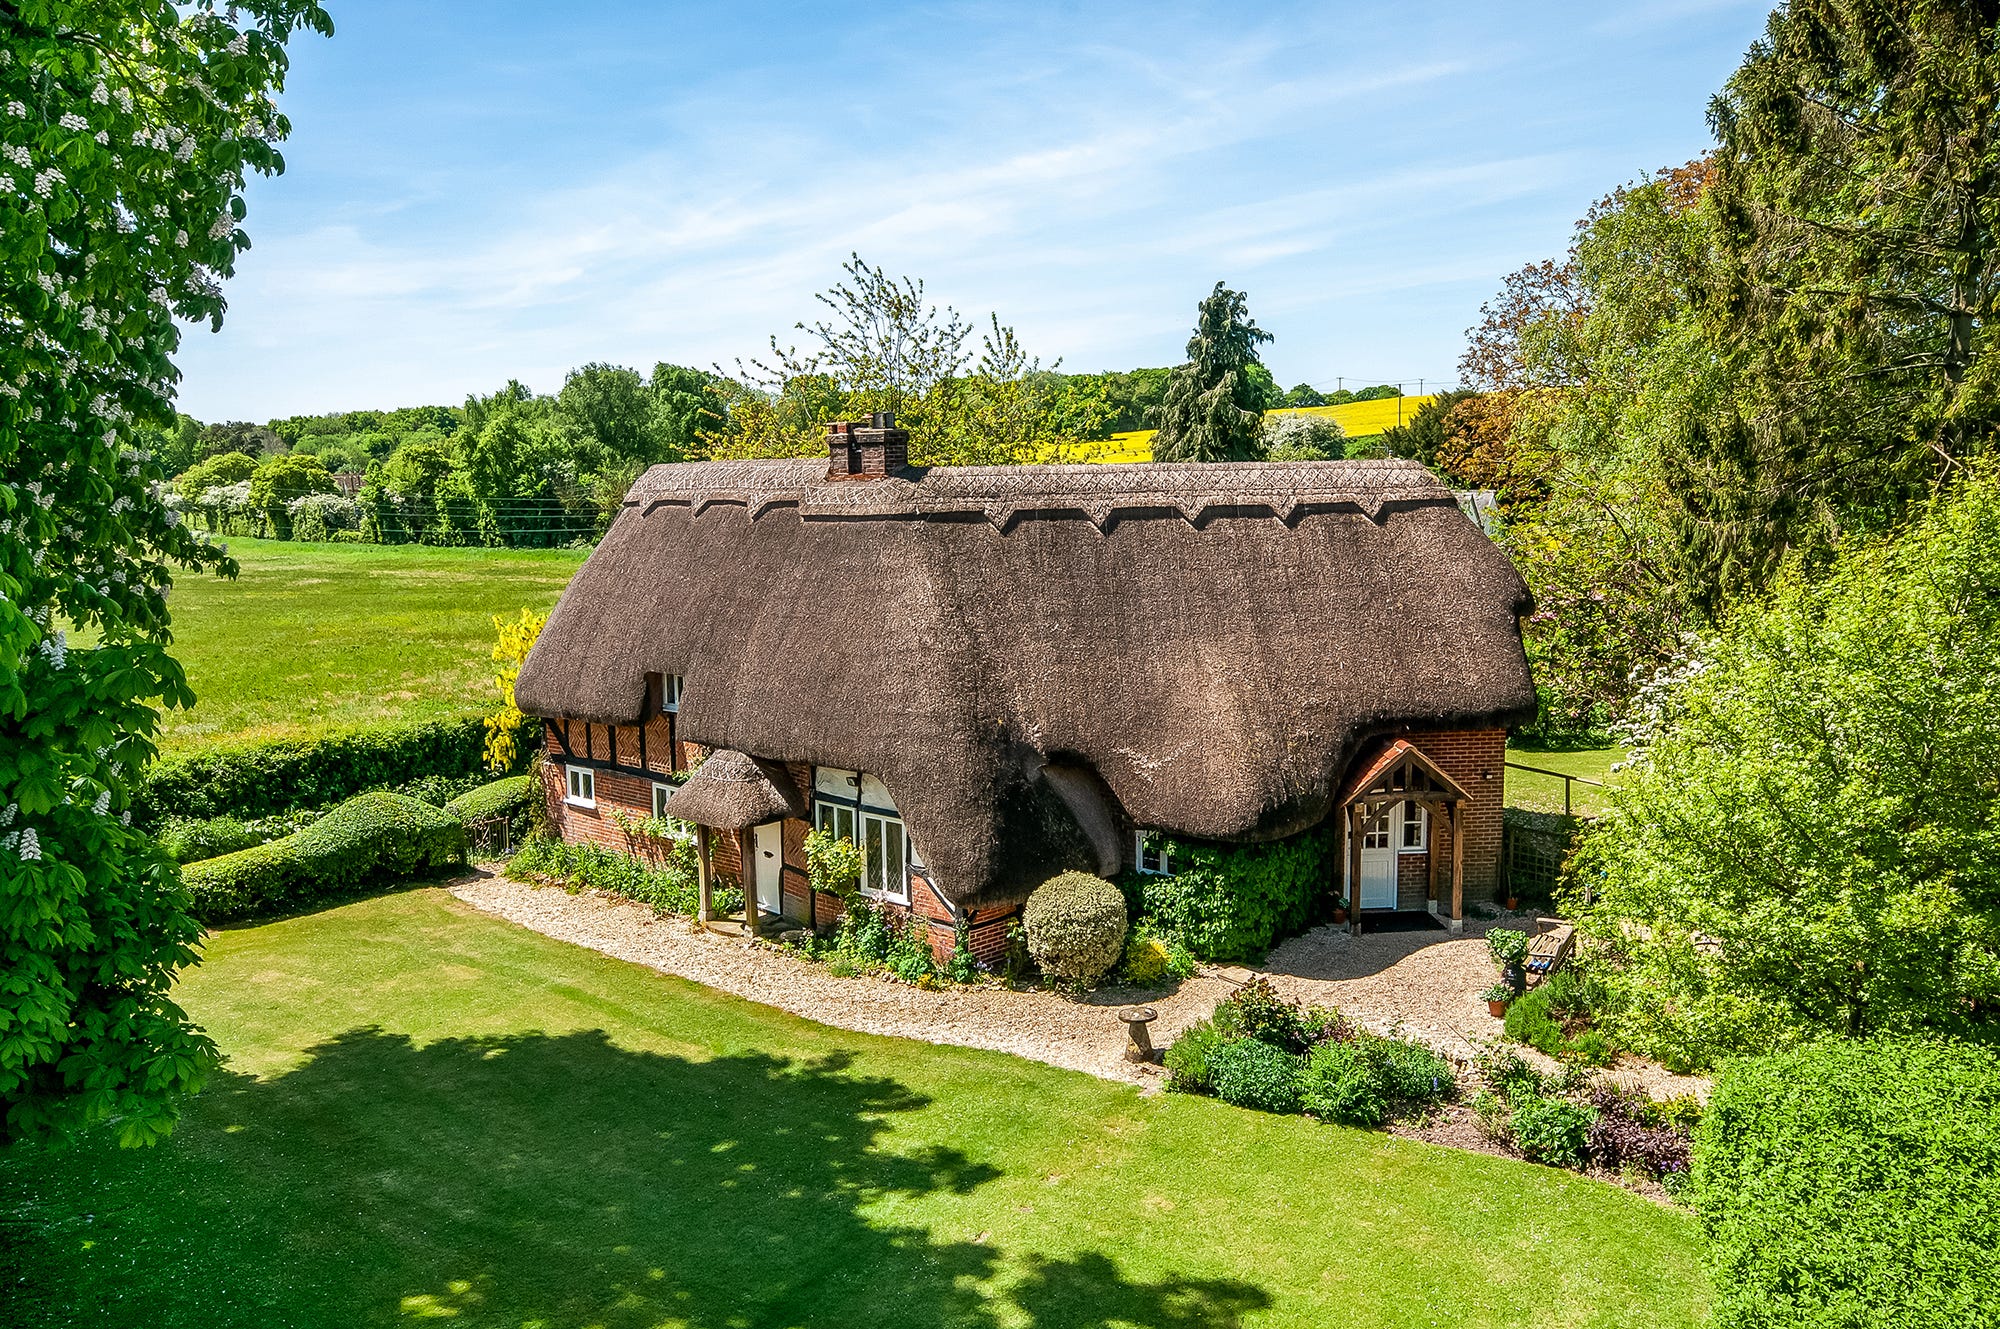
[[133, 718, 490, 830], [443, 774, 534, 845], [182, 791, 468, 921], [1691, 1039, 2000, 1329]]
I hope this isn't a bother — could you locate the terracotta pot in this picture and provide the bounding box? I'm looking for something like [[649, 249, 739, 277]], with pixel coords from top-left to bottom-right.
[[1488, 999, 1509, 1018], [1504, 896, 1520, 911], [1332, 907, 1348, 924]]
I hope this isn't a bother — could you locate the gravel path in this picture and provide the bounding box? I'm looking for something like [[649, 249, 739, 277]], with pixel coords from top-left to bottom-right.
[[449, 872, 1707, 1100]]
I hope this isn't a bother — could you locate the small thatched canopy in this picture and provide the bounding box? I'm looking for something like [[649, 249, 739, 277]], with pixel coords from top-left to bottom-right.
[[660, 750, 805, 830], [517, 457, 1535, 907]]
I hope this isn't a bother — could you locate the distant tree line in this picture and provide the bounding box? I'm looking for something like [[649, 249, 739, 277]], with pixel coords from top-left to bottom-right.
[[159, 256, 1422, 544]]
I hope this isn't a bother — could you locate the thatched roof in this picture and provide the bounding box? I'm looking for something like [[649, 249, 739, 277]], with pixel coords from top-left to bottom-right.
[[660, 750, 805, 830], [517, 457, 1535, 907]]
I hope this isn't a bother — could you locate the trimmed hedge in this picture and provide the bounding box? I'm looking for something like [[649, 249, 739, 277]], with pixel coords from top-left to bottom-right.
[[1691, 1040, 2000, 1329], [156, 815, 261, 865], [1122, 825, 1333, 961], [444, 775, 534, 847], [134, 718, 491, 830], [182, 791, 468, 921], [1022, 871, 1127, 988]]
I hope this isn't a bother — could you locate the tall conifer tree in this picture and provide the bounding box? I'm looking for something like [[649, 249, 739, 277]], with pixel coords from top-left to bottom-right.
[[1150, 283, 1273, 462]]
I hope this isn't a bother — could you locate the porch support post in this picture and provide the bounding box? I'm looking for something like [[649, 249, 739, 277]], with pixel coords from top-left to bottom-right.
[[1450, 801, 1465, 933], [1426, 799, 1441, 908], [738, 828, 759, 936], [695, 824, 712, 926], [1346, 801, 1363, 936]]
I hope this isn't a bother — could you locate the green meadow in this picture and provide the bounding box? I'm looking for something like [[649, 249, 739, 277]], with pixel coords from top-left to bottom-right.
[[148, 538, 585, 754]]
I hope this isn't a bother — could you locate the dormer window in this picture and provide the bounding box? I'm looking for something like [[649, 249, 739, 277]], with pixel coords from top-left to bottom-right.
[[662, 674, 683, 713], [1136, 831, 1173, 876]]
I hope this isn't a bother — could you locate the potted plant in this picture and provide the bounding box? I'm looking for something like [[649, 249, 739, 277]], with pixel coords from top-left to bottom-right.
[[1486, 927, 1530, 996], [1331, 895, 1349, 924], [1481, 982, 1513, 1018]]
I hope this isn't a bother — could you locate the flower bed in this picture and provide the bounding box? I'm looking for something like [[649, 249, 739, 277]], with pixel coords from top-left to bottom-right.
[[1164, 978, 1456, 1126]]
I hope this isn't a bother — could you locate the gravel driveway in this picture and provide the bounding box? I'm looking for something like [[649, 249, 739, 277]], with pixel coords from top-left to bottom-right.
[[449, 871, 1705, 1100]]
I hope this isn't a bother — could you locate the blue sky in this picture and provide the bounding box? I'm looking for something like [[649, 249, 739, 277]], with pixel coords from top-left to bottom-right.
[[175, 0, 1773, 422]]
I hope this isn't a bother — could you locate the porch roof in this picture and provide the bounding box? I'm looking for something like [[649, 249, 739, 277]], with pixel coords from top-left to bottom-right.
[[1338, 738, 1471, 807], [660, 750, 806, 830]]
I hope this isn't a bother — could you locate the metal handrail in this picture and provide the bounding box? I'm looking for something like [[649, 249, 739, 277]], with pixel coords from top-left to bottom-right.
[[1504, 760, 1606, 818]]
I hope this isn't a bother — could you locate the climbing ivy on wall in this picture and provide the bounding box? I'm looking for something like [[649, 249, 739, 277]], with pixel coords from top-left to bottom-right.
[[1120, 825, 1336, 961]]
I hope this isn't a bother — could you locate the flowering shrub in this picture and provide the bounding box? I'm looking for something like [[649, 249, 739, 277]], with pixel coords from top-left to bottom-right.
[[1571, 466, 2000, 1069], [0, 0, 332, 1145], [1115, 924, 1196, 987], [287, 491, 359, 541]]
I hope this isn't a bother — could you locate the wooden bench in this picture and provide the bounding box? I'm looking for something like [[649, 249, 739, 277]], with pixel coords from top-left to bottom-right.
[[1525, 921, 1575, 984]]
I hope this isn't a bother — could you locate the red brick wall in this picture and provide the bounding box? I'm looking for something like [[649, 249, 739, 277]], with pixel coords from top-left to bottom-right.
[[1405, 728, 1507, 904], [1397, 848, 1431, 912], [809, 877, 1018, 966], [540, 755, 680, 864]]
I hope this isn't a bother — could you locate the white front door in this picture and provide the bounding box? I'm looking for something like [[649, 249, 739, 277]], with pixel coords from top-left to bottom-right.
[[1357, 802, 1398, 910], [752, 822, 783, 916]]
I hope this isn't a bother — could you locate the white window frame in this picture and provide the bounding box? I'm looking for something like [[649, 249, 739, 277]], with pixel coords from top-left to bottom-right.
[[661, 674, 683, 713], [1360, 803, 1394, 850], [652, 781, 673, 821], [860, 809, 912, 905], [564, 764, 595, 808], [814, 800, 857, 846], [1135, 831, 1173, 876], [1400, 800, 1429, 853]]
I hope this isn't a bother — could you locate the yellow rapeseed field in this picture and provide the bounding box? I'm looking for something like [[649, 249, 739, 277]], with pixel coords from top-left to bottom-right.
[[1092, 395, 1435, 463]]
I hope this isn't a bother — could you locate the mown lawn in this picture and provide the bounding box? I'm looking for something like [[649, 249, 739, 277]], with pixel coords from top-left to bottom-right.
[[147, 538, 585, 754], [1504, 744, 1624, 817], [0, 890, 1710, 1329]]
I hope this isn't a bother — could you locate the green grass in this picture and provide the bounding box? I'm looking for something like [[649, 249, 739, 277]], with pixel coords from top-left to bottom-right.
[[0, 890, 1710, 1328], [1504, 743, 1624, 816], [147, 538, 585, 754]]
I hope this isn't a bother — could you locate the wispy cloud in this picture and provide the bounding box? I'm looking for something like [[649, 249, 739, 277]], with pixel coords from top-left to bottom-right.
[[176, 0, 1765, 418]]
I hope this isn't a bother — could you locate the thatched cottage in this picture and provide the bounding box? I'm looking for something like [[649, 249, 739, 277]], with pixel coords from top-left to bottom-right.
[[514, 416, 1536, 963]]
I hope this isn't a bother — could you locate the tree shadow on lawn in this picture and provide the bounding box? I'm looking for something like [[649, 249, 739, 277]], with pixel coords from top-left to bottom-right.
[[6, 1026, 1268, 1329]]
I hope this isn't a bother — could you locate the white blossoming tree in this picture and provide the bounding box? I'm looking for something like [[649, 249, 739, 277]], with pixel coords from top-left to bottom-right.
[[0, 0, 330, 1146]]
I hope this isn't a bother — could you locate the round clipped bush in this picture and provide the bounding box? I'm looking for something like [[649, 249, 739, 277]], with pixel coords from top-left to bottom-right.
[[1208, 1038, 1302, 1113], [1022, 871, 1127, 988]]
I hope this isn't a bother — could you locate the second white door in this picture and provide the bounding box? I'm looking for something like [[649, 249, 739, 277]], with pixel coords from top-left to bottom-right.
[[752, 821, 783, 916], [1357, 802, 1398, 910]]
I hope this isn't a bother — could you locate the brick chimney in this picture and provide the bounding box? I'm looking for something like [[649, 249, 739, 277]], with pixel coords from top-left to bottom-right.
[[825, 412, 909, 481]]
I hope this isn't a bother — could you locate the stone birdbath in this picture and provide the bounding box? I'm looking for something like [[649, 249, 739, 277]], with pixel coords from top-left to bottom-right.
[[1116, 1005, 1160, 1064]]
